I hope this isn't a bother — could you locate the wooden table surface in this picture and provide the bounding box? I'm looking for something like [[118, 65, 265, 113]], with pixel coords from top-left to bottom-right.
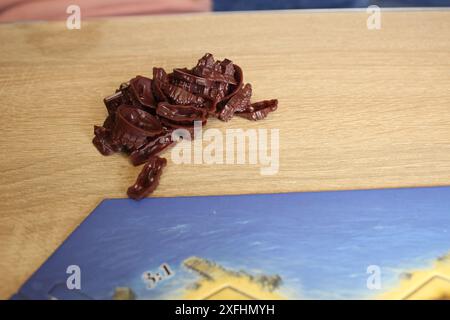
[[0, 9, 449, 299]]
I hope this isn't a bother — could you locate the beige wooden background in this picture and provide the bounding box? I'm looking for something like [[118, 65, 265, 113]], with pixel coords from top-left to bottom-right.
[[0, 10, 449, 299]]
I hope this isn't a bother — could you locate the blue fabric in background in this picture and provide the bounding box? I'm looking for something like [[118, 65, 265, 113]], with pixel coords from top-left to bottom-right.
[[213, 0, 450, 11]]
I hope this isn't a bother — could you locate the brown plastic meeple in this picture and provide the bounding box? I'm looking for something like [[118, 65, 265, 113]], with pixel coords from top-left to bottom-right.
[[112, 105, 163, 150], [236, 99, 278, 121], [127, 156, 167, 200]]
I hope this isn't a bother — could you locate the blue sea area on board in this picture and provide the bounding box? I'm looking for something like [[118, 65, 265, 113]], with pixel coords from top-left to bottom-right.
[[14, 186, 450, 299]]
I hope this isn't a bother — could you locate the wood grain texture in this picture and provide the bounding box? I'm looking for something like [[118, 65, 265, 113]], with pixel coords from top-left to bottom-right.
[[0, 10, 449, 299]]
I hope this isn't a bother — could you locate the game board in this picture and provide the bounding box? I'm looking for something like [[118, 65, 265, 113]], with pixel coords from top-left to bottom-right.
[[12, 187, 450, 300]]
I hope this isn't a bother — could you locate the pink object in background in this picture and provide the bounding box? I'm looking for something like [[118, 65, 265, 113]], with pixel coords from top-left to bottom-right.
[[0, 0, 212, 22]]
